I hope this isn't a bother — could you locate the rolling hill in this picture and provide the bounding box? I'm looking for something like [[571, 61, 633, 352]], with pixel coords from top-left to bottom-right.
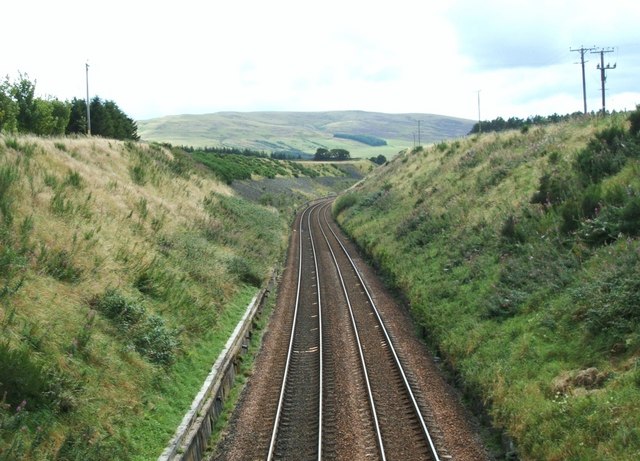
[[137, 111, 474, 158]]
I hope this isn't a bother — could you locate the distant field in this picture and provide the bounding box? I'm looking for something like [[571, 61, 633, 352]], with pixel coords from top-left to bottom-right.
[[137, 110, 474, 158]]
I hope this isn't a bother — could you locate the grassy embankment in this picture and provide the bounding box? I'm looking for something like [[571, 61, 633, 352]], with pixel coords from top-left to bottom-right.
[[334, 113, 640, 460], [0, 136, 351, 459]]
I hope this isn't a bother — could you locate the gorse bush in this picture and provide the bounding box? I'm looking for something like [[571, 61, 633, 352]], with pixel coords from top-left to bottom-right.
[[575, 123, 639, 184], [91, 289, 178, 365]]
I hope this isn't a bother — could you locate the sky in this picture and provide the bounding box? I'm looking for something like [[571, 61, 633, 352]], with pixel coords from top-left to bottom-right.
[[3, 0, 639, 122]]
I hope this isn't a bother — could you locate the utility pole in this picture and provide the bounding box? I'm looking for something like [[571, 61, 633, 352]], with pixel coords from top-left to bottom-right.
[[591, 47, 616, 114], [417, 120, 421, 146], [85, 61, 91, 135], [477, 90, 482, 133], [571, 46, 596, 114]]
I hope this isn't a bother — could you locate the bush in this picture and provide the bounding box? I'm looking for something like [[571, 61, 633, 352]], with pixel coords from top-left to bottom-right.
[[629, 105, 640, 137], [620, 197, 640, 236], [531, 168, 576, 206], [131, 315, 178, 366], [500, 215, 526, 244], [0, 343, 48, 408], [574, 125, 636, 184], [560, 200, 581, 234], [333, 193, 358, 215], [91, 289, 178, 365], [92, 289, 144, 325], [227, 256, 262, 287]]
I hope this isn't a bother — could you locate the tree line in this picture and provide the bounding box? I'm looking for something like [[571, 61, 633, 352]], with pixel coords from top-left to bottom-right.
[[0, 73, 138, 140], [469, 112, 587, 134], [313, 147, 351, 161]]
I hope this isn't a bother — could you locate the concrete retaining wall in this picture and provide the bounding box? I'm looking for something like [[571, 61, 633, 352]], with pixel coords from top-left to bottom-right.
[[158, 272, 276, 461]]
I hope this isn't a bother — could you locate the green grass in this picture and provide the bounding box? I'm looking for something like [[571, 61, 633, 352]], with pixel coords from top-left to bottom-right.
[[335, 112, 640, 460], [129, 286, 258, 459], [0, 134, 302, 460]]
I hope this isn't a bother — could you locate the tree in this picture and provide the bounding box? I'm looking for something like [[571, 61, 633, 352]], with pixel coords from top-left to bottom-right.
[[10, 72, 36, 133], [0, 76, 18, 133], [629, 105, 640, 137], [314, 148, 329, 161], [66, 98, 87, 134], [32, 98, 70, 136], [369, 154, 387, 165], [66, 97, 139, 140], [313, 147, 351, 161]]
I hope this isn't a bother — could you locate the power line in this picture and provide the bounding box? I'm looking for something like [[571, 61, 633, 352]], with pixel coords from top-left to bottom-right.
[[570, 46, 597, 114], [591, 47, 617, 114], [85, 61, 91, 136]]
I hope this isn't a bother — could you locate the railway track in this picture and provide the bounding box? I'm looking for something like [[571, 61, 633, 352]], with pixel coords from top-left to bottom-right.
[[266, 199, 442, 460]]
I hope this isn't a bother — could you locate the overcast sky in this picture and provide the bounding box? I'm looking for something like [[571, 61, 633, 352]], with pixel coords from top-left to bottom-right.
[[3, 0, 639, 121]]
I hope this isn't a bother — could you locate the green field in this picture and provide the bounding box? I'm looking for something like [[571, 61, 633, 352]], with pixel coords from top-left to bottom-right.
[[137, 110, 474, 159]]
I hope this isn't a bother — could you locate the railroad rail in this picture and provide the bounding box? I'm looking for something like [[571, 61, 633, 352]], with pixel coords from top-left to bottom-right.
[[267, 204, 324, 460], [265, 199, 442, 460]]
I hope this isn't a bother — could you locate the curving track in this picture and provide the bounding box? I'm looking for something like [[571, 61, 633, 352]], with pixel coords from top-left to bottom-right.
[[212, 196, 492, 461], [266, 199, 442, 460]]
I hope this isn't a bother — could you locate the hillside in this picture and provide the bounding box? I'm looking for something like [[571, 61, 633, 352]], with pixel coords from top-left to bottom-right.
[[137, 111, 474, 159], [0, 136, 355, 459], [333, 112, 640, 460]]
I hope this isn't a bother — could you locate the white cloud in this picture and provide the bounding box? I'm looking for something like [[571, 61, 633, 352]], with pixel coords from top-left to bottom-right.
[[1, 0, 639, 121]]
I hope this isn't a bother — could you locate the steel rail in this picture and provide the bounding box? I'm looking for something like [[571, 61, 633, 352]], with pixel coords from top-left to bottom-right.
[[266, 203, 324, 461], [319, 200, 441, 461], [313, 203, 387, 461]]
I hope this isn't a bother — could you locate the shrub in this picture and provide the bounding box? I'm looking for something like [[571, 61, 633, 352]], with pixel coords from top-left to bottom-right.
[[578, 208, 621, 246], [574, 125, 635, 184], [531, 168, 576, 206], [0, 343, 47, 408], [91, 289, 178, 365], [629, 105, 640, 137], [227, 255, 262, 287], [131, 315, 178, 366], [333, 193, 358, 215], [500, 215, 526, 244], [619, 197, 640, 236], [581, 185, 603, 219], [92, 289, 144, 325], [560, 200, 581, 234]]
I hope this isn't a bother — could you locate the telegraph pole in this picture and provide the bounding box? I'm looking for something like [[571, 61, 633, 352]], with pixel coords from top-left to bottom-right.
[[477, 90, 482, 133], [417, 120, 421, 146], [85, 61, 91, 135], [571, 46, 596, 114], [591, 48, 616, 114]]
